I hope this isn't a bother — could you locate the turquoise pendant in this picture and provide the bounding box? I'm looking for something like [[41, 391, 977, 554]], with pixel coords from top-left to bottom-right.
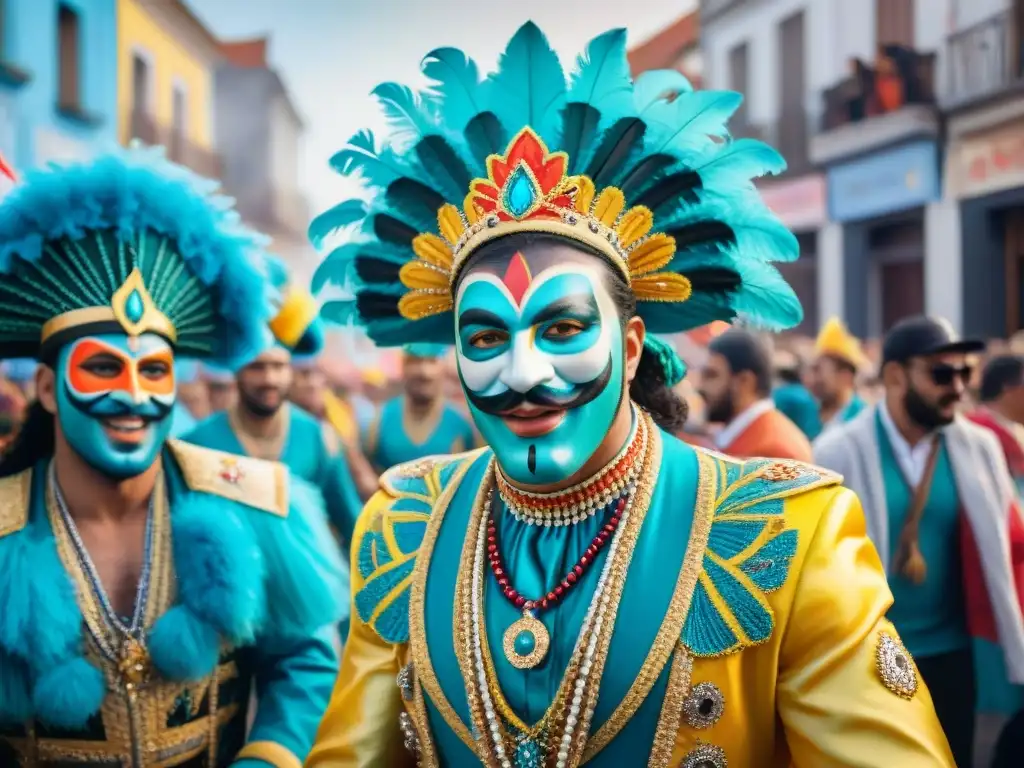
[[502, 611, 550, 670], [514, 735, 544, 768]]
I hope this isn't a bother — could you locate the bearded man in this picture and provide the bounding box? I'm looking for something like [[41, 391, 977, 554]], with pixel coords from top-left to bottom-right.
[[815, 315, 1024, 767], [305, 23, 954, 767], [0, 152, 346, 766]]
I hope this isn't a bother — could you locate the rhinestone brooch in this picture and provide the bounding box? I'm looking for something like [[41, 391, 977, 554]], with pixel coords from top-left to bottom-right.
[[876, 631, 918, 699], [682, 741, 727, 767], [683, 682, 725, 729], [398, 711, 420, 755], [396, 662, 414, 702]]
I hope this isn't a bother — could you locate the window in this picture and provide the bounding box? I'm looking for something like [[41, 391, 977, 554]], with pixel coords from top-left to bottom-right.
[[57, 4, 81, 109], [728, 42, 749, 127], [876, 0, 914, 47]]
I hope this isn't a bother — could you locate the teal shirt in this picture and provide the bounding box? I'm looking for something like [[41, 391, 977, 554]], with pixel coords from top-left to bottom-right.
[[169, 401, 196, 438], [368, 397, 476, 471], [772, 383, 821, 440], [184, 404, 363, 547], [877, 414, 969, 658]]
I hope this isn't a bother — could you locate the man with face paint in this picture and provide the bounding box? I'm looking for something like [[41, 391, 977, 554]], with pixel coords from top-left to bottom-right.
[[307, 24, 953, 767], [0, 152, 346, 767], [365, 344, 478, 473], [816, 315, 1024, 766], [185, 256, 365, 550]]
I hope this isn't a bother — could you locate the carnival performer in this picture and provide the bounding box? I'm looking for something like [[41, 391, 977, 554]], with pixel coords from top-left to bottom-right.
[[815, 315, 1024, 767], [305, 23, 953, 767], [364, 344, 477, 472], [185, 255, 364, 547], [808, 316, 866, 440], [0, 150, 346, 766]]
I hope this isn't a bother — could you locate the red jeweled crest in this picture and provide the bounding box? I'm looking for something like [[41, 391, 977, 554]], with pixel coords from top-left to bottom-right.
[[501, 252, 533, 306]]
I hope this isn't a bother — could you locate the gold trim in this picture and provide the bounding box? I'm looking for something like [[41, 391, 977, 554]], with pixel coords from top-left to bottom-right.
[[408, 454, 481, 750], [167, 439, 289, 517], [235, 740, 303, 768], [0, 469, 31, 539], [269, 285, 319, 348], [410, 669, 441, 767], [583, 448, 716, 761], [648, 644, 694, 768], [40, 268, 177, 344]]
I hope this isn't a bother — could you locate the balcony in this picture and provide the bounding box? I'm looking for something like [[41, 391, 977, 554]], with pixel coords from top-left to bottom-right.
[[943, 9, 1024, 110], [129, 110, 223, 180], [811, 47, 939, 166]]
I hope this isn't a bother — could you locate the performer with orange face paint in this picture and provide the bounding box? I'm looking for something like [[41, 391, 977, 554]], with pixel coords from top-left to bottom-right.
[[0, 151, 346, 767]]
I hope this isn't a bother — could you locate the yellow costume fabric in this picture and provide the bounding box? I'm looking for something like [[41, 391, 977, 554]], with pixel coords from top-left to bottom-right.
[[307, 447, 953, 767]]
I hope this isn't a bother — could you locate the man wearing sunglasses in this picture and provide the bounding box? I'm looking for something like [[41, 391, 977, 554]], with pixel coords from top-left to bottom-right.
[[815, 315, 1024, 767]]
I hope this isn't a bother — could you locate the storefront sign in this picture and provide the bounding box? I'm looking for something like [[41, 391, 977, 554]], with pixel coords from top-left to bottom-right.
[[953, 122, 1024, 199], [827, 140, 940, 223], [758, 174, 827, 231]]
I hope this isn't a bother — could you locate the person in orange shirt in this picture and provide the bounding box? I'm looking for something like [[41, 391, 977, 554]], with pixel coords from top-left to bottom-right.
[[700, 329, 813, 461]]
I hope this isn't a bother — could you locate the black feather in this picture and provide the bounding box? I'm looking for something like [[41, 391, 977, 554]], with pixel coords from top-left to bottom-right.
[[635, 171, 703, 214], [687, 267, 742, 295], [355, 257, 403, 284], [464, 112, 507, 163], [583, 117, 646, 187], [560, 103, 600, 175], [386, 178, 446, 232], [618, 154, 681, 199], [415, 135, 473, 202], [665, 220, 736, 251], [356, 292, 401, 320], [373, 214, 419, 245]]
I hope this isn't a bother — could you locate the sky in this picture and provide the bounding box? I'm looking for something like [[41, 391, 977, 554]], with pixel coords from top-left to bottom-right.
[[187, 0, 695, 217]]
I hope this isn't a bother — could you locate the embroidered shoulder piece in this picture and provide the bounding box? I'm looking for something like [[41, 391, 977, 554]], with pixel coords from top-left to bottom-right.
[[0, 469, 31, 539], [356, 450, 485, 644], [683, 454, 841, 657], [167, 439, 289, 517]]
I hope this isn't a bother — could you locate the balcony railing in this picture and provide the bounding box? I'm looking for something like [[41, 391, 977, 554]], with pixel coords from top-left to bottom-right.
[[129, 110, 222, 180], [943, 9, 1024, 107], [819, 47, 936, 132]]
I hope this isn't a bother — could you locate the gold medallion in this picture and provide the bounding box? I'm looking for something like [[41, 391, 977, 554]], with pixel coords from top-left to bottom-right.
[[503, 612, 550, 670], [118, 636, 151, 694]]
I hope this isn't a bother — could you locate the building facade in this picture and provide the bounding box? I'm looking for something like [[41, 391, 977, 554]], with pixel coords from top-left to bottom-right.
[[215, 38, 313, 285], [628, 10, 703, 87], [0, 0, 118, 172], [116, 0, 221, 178]]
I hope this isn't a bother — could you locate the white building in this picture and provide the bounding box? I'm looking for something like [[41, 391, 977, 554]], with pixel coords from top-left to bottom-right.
[[700, 0, 1006, 338]]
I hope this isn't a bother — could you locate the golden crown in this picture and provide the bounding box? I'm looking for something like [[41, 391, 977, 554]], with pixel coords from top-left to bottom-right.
[[396, 128, 693, 321]]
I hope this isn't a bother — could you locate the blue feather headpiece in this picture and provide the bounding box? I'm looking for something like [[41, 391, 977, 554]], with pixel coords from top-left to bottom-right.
[[263, 254, 325, 358], [0, 147, 273, 368], [311, 22, 802, 348]]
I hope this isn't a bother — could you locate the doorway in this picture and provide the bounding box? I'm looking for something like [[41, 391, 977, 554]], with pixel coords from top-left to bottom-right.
[[1004, 207, 1024, 334]]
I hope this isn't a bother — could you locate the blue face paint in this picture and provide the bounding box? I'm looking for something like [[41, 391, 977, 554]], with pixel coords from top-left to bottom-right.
[[56, 333, 176, 479], [455, 258, 623, 484]]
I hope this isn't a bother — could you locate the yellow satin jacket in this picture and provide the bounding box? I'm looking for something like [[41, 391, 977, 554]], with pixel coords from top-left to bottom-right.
[[307, 439, 954, 768]]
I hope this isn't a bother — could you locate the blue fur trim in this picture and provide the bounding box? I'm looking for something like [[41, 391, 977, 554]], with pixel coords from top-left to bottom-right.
[[147, 605, 221, 681], [0, 147, 273, 369], [0, 650, 31, 725], [32, 656, 106, 731], [236, 476, 347, 643]]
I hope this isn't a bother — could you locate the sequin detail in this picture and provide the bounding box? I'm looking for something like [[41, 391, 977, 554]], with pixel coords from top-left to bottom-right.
[[876, 631, 918, 699], [355, 452, 478, 643], [683, 681, 724, 729], [682, 456, 839, 658], [682, 742, 727, 767], [399, 711, 421, 755], [397, 662, 414, 701]]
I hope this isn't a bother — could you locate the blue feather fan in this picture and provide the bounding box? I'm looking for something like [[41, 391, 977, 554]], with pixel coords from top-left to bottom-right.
[[311, 21, 802, 346]]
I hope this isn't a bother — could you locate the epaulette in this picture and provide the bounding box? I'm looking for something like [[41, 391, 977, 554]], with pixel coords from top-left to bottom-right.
[[356, 448, 487, 644], [0, 469, 31, 539], [167, 439, 289, 517], [682, 451, 842, 658]]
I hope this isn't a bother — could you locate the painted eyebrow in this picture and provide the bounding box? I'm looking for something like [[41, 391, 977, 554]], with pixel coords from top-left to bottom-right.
[[458, 308, 508, 332], [529, 294, 599, 327]]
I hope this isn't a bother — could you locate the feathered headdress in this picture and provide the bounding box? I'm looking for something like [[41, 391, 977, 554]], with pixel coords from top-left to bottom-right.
[[0, 146, 274, 368], [264, 254, 325, 358], [311, 23, 801, 347]]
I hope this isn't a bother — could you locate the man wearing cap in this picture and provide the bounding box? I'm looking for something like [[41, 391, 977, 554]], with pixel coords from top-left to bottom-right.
[[815, 315, 1024, 766], [808, 316, 867, 438], [700, 328, 813, 461], [364, 344, 478, 473]]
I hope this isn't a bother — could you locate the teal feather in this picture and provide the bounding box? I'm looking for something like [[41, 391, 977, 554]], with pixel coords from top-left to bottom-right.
[[330, 130, 422, 189], [633, 69, 693, 114], [422, 47, 484, 132], [486, 22, 566, 146], [311, 242, 360, 294], [643, 335, 686, 386], [645, 90, 743, 157], [566, 29, 633, 127], [321, 299, 356, 326], [730, 258, 803, 330], [464, 112, 507, 172], [694, 139, 787, 192], [371, 82, 438, 151], [561, 103, 601, 176], [308, 199, 368, 248], [414, 135, 473, 203]]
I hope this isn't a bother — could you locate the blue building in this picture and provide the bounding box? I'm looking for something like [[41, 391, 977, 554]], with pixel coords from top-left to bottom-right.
[[0, 0, 117, 172]]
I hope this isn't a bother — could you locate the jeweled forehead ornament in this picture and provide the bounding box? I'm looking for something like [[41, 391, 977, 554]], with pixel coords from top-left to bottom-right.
[[397, 127, 692, 322]]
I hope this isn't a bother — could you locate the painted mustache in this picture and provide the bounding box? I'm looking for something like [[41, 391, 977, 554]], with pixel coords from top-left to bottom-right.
[[464, 358, 612, 417], [66, 387, 174, 422]]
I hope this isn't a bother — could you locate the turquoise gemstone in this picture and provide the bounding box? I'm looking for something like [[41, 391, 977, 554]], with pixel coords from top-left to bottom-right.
[[514, 629, 536, 656], [124, 289, 145, 323], [504, 165, 537, 218], [514, 738, 543, 768]]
